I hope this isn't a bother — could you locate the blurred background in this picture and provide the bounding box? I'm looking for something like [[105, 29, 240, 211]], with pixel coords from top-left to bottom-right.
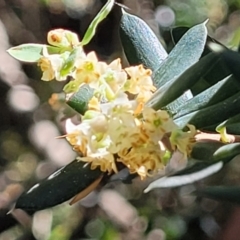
[[1, 0, 240, 239]]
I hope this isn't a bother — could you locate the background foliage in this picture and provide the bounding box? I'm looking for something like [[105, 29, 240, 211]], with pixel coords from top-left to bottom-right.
[[1, 0, 240, 239]]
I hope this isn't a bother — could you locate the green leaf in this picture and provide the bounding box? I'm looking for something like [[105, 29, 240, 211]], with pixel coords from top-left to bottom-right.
[[203, 58, 230, 85], [47, 45, 63, 54], [147, 52, 219, 110], [196, 186, 240, 204], [167, 55, 231, 113], [60, 48, 78, 77], [144, 161, 223, 192], [171, 26, 226, 57], [174, 75, 240, 118], [153, 21, 208, 88], [119, 10, 168, 70], [217, 113, 240, 129], [190, 141, 225, 160], [7, 44, 45, 62], [15, 159, 103, 211], [225, 123, 240, 135], [218, 48, 240, 81], [191, 142, 240, 162], [144, 142, 240, 192], [217, 114, 240, 135], [67, 85, 94, 115], [174, 91, 240, 129], [211, 142, 240, 161], [190, 57, 230, 96], [81, 0, 115, 46], [171, 26, 189, 45], [164, 91, 193, 113], [7, 44, 61, 63]]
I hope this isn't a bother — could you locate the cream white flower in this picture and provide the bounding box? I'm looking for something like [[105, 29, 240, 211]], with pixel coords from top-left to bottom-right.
[[65, 93, 197, 179], [142, 107, 178, 143], [117, 140, 165, 179], [38, 56, 63, 81], [82, 151, 117, 173], [100, 59, 127, 94], [170, 124, 196, 157], [38, 47, 67, 81], [84, 58, 127, 102], [124, 65, 156, 102], [73, 51, 101, 88]]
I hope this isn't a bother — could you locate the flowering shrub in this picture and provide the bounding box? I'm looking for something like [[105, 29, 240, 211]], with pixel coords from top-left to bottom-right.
[[25, 26, 196, 180], [7, 0, 240, 211]]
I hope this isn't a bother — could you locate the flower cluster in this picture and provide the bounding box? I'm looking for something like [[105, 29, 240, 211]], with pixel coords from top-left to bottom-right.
[[39, 29, 196, 179]]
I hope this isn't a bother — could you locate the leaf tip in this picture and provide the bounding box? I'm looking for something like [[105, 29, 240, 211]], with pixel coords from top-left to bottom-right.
[[115, 2, 129, 10], [6, 48, 13, 56], [143, 185, 152, 193], [203, 19, 209, 25], [121, 8, 127, 15], [7, 203, 16, 215]]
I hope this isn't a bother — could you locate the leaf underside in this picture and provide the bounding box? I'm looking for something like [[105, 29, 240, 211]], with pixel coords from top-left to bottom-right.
[[16, 160, 102, 211]]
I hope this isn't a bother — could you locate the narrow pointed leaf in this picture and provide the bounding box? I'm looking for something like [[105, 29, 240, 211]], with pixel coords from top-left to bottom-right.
[[144, 143, 240, 192], [220, 118, 240, 135], [199, 58, 230, 89], [192, 142, 240, 162], [171, 27, 189, 45], [66, 85, 94, 115], [7, 44, 61, 62], [164, 91, 193, 113], [174, 91, 240, 129], [153, 21, 208, 88], [147, 53, 218, 110], [144, 161, 223, 192], [60, 48, 78, 76], [225, 124, 240, 135], [15, 159, 103, 211], [7, 44, 43, 62], [190, 141, 225, 160], [174, 75, 240, 118], [167, 56, 231, 112], [81, 0, 115, 46], [188, 56, 230, 96], [216, 113, 240, 137], [217, 113, 240, 128], [212, 142, 240, 161], [219, 48, 240, 81], [196, 186, 240, 204], [171, 28, 230, 96], [119, 10, 168, 71], [171, 26, 226, 57]]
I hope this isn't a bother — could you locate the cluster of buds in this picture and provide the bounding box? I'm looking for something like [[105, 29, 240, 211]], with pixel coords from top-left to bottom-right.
[[39, 29, 196, 179]]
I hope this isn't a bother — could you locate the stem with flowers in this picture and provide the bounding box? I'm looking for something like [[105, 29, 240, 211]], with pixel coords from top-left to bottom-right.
[[7, 0, 240, 210]]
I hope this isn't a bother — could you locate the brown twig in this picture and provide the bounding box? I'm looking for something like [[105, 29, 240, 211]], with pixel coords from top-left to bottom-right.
[[195, 131, 240, 143]]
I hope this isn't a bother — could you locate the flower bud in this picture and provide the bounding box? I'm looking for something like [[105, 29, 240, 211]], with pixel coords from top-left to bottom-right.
[[47, 29, 79, 48]]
